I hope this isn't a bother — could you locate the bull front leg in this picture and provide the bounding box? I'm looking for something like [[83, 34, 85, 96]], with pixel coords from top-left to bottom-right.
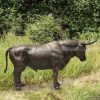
[[53, 66, 60, 90]]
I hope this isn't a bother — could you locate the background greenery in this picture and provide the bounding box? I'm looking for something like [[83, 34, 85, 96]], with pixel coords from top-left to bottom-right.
[[0, 0, 100, 42], [0, 0, 100, 99]]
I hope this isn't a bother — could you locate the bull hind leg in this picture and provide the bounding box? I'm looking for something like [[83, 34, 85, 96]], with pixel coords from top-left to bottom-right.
[[13, 66, 26, 91], [57, 81, 60, 87], [18, 72, 25, 87], [18, 66, 26, 87]]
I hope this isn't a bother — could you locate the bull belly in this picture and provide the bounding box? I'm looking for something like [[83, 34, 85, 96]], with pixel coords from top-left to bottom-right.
[[28, 65, 51, 70], [26, 58, 51, 70]]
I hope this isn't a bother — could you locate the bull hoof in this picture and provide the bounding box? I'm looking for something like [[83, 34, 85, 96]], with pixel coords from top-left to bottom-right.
[[15, 86, 21, 91], [54, 86, 60, 90], [18, 83, 25, 87]]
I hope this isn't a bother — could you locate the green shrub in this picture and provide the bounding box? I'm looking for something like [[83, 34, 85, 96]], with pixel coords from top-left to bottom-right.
[[25, 14, 68, 43]]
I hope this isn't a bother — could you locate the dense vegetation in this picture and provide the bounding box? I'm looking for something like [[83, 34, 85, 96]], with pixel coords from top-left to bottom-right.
[[0, 0, 100, 42], [0, 0, 100, 99]]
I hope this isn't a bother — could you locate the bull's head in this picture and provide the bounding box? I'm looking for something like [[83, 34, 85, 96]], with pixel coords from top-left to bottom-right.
[[75, 40, 97, 62]]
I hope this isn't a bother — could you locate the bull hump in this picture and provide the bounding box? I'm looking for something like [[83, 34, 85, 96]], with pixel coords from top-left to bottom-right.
[[28, 48, 36, 54], [48, 41, 61, 50]]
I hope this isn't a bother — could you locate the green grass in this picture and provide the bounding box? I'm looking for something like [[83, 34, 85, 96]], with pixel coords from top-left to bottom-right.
[[0, 83, 100, 100], [0, 34, 100, 87], [0, 34, 100, 99]]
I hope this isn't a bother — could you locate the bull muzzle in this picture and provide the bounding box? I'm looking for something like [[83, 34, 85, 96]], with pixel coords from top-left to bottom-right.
[[80, 57, 86, 62]]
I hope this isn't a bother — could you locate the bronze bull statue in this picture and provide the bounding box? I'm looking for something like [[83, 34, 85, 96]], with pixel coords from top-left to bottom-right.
[[4, 39, 97, 90]]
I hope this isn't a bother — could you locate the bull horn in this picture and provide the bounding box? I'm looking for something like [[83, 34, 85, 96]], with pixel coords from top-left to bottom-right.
[[82, 33, 99, 45], [82, 39, 97, 45]]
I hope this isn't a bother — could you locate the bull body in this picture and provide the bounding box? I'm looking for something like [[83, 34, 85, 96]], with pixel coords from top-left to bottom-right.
[[5, 39, 96, 90]]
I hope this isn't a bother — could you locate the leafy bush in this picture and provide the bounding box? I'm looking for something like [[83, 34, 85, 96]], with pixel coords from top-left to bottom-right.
[[0, 0, 100, 40], [25, 14, 68, 43]]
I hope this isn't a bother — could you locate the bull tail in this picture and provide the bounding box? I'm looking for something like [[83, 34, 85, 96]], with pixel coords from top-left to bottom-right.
[[4, 48, 11, 74]]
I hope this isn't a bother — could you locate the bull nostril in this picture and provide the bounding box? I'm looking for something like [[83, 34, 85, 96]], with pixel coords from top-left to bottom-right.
[[80, 57, 86, 62], [82, 58, 86, 61]]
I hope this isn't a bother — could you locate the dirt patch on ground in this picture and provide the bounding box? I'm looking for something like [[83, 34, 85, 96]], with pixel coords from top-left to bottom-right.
[[1, 71, 100, 100], [73, 71, 100, 86]]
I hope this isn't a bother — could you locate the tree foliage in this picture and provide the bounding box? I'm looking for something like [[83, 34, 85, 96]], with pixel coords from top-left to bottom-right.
[[0, 0, 100, 39]]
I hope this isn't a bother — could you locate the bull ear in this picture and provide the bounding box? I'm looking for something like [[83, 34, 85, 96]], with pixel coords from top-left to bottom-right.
[[76, 43, 82, 51], [78, 43, 83, 47]]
